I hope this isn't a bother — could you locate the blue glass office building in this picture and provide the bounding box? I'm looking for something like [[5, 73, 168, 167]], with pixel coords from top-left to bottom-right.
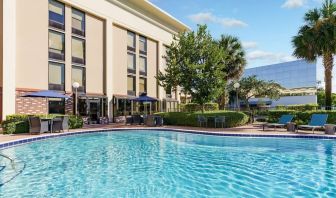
[[243, 60, 317, 89], [243, 60, 317, 106]]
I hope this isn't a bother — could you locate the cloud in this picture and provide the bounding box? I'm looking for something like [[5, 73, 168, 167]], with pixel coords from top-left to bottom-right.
[[218, 18, 247, 27], [281, 0, 306, 9], [188, 12, 215, 24], [188, 12, 247, 28], [247, 50, 296, 63], [242, 41, 258, 49]]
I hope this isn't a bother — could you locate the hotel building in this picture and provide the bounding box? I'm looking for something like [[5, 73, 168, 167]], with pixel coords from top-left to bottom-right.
[[0, 0, 189, 122], [243, 60, 318, 107]]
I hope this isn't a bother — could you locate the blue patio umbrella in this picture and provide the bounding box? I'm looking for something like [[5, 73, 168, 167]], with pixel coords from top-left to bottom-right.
[[132, 95, 158, 102], [22, 90, 70, 99], [132, 93, 158, 115], [22, 90, 70, 116]]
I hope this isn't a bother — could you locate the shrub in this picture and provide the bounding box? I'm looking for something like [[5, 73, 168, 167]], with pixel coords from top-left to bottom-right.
[[275, 104, 318, 111], [267, 110, 296, 123], [69, 115, 83, 129], [3, 114, 30, 134], [267, 110, 336, 125], [2, 121, 17, 134], [155, 111, 249, 128], [182, 103, 219, 112]]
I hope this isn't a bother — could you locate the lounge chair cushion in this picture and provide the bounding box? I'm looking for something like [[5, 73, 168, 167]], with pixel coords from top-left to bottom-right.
[[265, 123, 286, 127], [298, 125, 320, 129], [308, 114, 328, 126]]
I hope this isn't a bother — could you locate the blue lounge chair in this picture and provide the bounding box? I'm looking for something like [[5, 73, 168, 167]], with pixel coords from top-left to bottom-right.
[[297, 114, 328, 134], [263, 115, 294, 131]]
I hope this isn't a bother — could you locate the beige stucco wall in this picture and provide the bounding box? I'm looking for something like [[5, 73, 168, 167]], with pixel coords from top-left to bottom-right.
[[62, 0, 180, 45], [2, 0, 186, 119], [112, 25, 158, 98], [146, 39, 158, 98], [16, 0, 48, 90], [64, 5, 72, 92], [85, 14, 104, 94], [15, 2, 105, 95], [0, 0, 3, 87], [112, 25, 127, 95]]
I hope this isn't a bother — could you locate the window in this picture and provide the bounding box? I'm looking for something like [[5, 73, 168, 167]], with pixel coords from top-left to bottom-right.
[[72, 9, 85, 36], [49, 98, 65, 114], [139, 36, 147, 53], [139, 56, 147, 75], [49, 62, 65, 91], [72, 66, 86, 92], [49, 0, 65, 30], [127, 76, 136, 96], [139, 78, 147, 94], [49, 30, 65, 61], [127, 31, 136, 50], [78, 99, 88, 116], [166, 86, 172, 98], [72, 37, 85, 64], [127, 53, 136, 73]]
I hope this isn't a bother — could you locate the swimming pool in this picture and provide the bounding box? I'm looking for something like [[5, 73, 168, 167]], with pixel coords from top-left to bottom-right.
[[1, 130, 336, 197]]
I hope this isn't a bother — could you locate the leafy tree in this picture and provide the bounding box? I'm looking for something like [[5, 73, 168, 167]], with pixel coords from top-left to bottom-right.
[[292, 0, 336, 109], [157, 25, 227, 112], [156, 38, 181, 99], [216, 35, 246, 109], [317, 89, 336, 107], [228, 76, 283, 109]]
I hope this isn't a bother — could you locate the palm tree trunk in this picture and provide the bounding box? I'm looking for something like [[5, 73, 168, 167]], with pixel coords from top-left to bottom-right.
[[323, 53, 333, 110]]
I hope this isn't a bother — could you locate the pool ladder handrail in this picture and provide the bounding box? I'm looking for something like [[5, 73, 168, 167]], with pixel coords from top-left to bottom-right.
[[0, 153, 15, 169]]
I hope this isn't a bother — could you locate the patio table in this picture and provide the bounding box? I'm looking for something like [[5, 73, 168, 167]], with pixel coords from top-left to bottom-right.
[[41, 118, 53, 132], [325, 124, 336, 135]]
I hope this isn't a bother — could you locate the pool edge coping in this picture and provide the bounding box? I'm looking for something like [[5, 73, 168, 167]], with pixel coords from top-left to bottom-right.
[[1, 127, 336, 150]]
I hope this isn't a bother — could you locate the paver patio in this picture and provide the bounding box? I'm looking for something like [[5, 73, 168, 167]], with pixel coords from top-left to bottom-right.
[[0, 123, 333, 144]]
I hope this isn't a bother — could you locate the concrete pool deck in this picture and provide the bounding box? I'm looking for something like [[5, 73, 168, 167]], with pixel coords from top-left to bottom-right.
[[1, 123, 335, 144]]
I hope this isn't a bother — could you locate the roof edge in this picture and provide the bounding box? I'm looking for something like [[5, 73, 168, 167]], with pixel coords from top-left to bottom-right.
[[144, 0, 191, 31]]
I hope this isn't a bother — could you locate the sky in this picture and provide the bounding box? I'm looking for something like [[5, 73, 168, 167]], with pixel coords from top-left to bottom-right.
[[149, 0, 334, 91]]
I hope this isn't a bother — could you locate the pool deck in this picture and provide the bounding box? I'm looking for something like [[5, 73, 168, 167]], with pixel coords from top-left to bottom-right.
[[1, 123, 335, 144]]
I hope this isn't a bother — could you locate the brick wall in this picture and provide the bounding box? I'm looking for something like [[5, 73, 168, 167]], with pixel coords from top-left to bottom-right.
[[16, 90, 48, 115], [16, 90, 75, 115], [65, 97, 74, 114]]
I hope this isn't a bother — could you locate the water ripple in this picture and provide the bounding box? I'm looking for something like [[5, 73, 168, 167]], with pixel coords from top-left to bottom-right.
[[0, 130, 335, 197]]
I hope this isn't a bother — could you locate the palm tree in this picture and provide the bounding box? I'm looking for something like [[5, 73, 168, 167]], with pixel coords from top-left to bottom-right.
[[292, 0, 336, 109], [217, 35, 246, 109]]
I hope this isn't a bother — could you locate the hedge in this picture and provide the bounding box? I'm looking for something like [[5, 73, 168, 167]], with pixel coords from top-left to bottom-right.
[[267, 110, 336, 125], [275, 104, 318, 111], [155, 111, 249, 128], [2, 114, 83, 135], [180, 103, 219, 112]]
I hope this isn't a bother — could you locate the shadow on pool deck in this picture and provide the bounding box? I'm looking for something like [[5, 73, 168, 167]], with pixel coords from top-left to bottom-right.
[[0, 123, 332, 143]]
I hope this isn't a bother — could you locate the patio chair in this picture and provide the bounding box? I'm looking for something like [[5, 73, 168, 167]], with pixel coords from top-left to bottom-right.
[[297, 114, 328, 134], [145, 115, 156, 127], [197, 115, 207, 127], [61, 116, 69, 132], [215, 116, 225, 128], [51, 117, 63, 133], [263, 115, 294, 131], [28, 116, 49, 135], [155, 116, 163, 126], [125, 116, 133, 125], [132, 115, 142, 125]]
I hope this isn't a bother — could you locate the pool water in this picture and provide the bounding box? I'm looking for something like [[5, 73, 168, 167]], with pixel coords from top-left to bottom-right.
[[1, 130, 336, 197]]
